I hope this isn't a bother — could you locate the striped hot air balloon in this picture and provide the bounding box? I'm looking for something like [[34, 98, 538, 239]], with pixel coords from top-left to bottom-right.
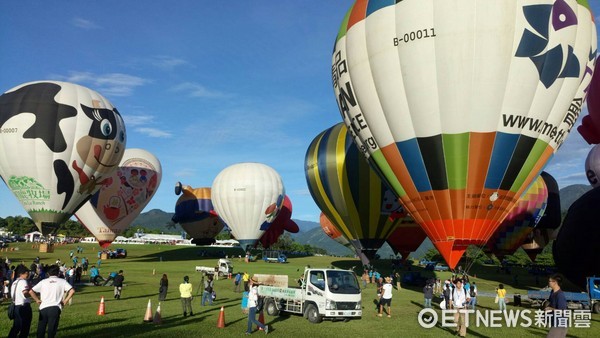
[[332, 0, 597, 268], [305, 123, 403, 259]]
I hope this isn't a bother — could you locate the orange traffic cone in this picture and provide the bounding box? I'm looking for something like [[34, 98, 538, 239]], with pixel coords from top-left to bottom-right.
[[97, 296, 105, 315], [216, 306, 225, 328], [143, 299, 153, 322], [257, 310, 265, 330], [153, 302, 162, 324]]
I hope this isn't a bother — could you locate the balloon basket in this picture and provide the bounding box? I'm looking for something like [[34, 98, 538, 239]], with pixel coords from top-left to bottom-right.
[[39, 243, 54, 253]]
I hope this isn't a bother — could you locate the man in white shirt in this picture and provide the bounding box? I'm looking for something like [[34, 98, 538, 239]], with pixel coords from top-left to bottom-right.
[[29, 265, 75, 338], [378, 276, 393, 317], [450, 279, 470, 337], [9, 265, 33, 338]]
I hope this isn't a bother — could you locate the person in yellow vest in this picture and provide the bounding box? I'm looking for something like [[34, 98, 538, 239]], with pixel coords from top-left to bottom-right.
[[242, 272, 250, 292], [496, 284, 507, 311], [179, 276, 194, 317]]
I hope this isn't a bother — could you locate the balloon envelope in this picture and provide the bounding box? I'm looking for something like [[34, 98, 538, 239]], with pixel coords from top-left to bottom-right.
[[0, 81, 127, 234], [386, 211, 428, 261], [578, 56, 600, 144], [258, 195, 293, 249], [485, 175, 548, 259], [75, 148, 161, 247], [319, 212, 370, 265], [553, 187, 600, 289], [305, 123, 403, 258], [585, 144, 600, 188], [332, 0, 596, 268], [172, 186, 224, 246], [211, 162, 285, 250]]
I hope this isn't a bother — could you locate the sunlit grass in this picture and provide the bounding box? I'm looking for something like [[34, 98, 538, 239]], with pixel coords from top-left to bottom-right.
[[0, 243, 597, 337]]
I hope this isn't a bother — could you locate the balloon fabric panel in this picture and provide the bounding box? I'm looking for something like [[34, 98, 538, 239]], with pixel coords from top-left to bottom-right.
[[333, 0, 596, 268]]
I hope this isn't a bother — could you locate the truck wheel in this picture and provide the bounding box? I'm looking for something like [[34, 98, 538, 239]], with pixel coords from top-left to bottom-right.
[[305, 304, 323, 324], [593, 302, 600, 314], [266, 299, 279, 316], [541, 300, 549, 309], [218, 271, 224, 277]]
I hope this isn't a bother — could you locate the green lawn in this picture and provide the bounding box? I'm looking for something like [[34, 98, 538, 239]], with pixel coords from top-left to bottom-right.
[[0, 243, 597, 337]]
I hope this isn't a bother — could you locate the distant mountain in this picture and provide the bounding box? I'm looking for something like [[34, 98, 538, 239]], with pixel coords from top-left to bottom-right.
[[130, 183, 591, 257], [559, 184, 592, 212], [132, 209, 181, 233]]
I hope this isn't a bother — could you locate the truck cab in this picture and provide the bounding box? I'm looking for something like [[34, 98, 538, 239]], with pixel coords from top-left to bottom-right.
[[195, 258, 233, 277], [259, 268, 362, 323]]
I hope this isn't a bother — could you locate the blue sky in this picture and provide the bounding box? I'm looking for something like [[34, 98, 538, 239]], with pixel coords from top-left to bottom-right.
[[0, 1, 599, 224]]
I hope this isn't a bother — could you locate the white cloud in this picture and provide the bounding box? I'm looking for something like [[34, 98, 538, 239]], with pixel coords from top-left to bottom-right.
[[150, 56, 189, 70], [173, 168, 195, 178], [59, 71, 150, 97], [124, 115, 155, 127], [170, 82, 227, 98], [72, 18, 101, 29], [135, 127, 172, 138]]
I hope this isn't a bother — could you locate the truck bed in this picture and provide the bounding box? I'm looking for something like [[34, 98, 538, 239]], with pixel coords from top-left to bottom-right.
[[527, 290, 589, 302]]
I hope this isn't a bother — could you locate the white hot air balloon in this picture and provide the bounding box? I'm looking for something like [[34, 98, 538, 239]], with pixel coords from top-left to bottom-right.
[[75, 148, 161, 247], [0, 81, 126, 234], [211, 163, 285, 250]]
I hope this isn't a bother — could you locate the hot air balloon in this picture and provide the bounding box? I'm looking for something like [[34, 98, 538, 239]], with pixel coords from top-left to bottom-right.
[[258, 195, 294, 249], [305, 123, 403, 259], [585, 144, 600, 188], [75, 148, 161, 247], [0, 81, 126, 234], [172, 184, 224, 246], [553, 187, 600, 289], [578, 56, 600, 144], [320, 212, 369, 265], [386, 212, 428, 262], [211, 162, 285, 251], [485, 175, 548, 260], [332, 0, 597, 268]]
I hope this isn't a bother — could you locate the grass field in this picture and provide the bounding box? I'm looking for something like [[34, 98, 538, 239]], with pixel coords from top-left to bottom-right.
[[0, 243, 597, 337]]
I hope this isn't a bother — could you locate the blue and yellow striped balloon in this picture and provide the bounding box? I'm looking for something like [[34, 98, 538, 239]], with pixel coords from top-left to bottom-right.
[[305, 123, 403, 258]]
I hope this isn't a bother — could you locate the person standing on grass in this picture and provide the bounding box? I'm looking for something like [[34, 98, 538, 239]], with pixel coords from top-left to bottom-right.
[[245, 277, 268, 335], [544, 274, 568, 338], [158, 274, 168, 301], [202, 274, 214, 306], [179, 276, 194, 317], [378, 276, 393, 317], [234, 272, 242, 293], [9, 265, 33, 338], [423, 281, 433, 308], [450, 279, 470, 338], [496, 284, 507, 311], [243, 272, 250, 292], [112, 270, 124, 299], [29, 265, 75, 338]]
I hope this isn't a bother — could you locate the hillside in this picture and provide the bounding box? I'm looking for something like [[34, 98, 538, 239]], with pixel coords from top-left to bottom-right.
[[132, 183, 592, 257]]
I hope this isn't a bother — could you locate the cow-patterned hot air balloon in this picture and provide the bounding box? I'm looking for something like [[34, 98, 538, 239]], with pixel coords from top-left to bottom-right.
[[332, 0, 596, 268], [0, 81, 126, 234], [172, 184, 224, 246], [211, 162, 285, 251], [305, 123, 403, 259], [75, 148, 161, 247]]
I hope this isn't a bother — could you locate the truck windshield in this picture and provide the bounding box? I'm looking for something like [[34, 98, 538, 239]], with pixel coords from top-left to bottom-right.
[[326, 270, 361, 294]]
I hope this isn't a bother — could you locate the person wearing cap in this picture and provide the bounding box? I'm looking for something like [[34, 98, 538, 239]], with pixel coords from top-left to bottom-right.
[[179, 276, 194, 317], [378, 276, 393, 317], [29, 264, 75, 338], [9, 264, 33, 338], [246, 277, 269, 335]]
